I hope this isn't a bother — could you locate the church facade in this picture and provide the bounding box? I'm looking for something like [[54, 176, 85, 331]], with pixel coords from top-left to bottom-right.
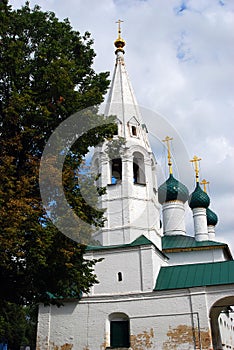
[[36, 26, 234, 350]]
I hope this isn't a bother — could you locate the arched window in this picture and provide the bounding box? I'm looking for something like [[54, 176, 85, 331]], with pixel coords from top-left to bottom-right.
[[109, 313, 130, 348], [111, 158, 122, 184], [133, 152, 145, 184], [131, 125, 137, 136]]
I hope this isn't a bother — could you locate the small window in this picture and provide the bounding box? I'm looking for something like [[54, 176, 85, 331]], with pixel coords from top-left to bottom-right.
[[118, 272, 122, 282], [131, 125, 137, 136], [111, 158, 122, 184]]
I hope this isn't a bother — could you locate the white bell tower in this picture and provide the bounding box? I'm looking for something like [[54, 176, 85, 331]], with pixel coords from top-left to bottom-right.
[[92, 21, 162, 248]]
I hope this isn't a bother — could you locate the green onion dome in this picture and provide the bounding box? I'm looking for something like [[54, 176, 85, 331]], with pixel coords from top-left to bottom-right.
[[207, 208, 218, 226], [158, 174, 189, 204], [189, 183, 210, 209]]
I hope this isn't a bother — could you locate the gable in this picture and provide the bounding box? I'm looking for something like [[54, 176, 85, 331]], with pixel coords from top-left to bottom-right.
[[128, 116, 140, 126]]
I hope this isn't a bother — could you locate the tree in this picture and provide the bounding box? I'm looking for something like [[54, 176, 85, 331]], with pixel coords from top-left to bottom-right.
[[0, 1, 116, 348], [0, 302, 38, 349]]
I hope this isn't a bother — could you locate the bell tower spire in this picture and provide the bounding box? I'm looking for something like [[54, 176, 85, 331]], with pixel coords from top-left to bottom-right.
[[92, 23, 161, 247], [104, 21, 149, 149]]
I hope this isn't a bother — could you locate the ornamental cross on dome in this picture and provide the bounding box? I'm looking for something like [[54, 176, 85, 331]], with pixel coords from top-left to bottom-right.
[[190, 155, 202, 183], [200, 179, 209, 193], [114, 19, 125, 52], [162, 136, 173, 175], [116, 19, 124, 39]]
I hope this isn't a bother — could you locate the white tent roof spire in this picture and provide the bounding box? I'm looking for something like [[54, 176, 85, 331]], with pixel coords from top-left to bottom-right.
[[105, 22, 143, 130]]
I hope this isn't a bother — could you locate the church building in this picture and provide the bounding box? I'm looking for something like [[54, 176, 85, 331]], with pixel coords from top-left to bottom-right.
[[36, 23, 234, 350]]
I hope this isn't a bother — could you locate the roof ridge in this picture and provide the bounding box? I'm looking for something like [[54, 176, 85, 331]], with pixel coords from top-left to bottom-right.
[[86, 234, 153, 251]]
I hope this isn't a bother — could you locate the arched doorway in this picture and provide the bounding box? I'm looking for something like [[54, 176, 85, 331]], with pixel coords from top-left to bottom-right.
[[108, 312, 130, 348], [210, 296, 234, 350]]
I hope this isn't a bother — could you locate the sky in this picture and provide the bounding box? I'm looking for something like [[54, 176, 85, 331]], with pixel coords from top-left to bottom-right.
[[9, 0, 234, 251]]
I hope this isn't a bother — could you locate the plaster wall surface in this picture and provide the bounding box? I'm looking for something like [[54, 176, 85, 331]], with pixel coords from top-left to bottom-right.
[[85, 245, 167, 296], [37, 287, 217, 350], [166, 248, 227, 265]]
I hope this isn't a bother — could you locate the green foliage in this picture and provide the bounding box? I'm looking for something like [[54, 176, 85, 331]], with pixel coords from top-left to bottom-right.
[[0, 1, 116, 347], [0, 302, 37, 349], [105, 136, 126, 159]]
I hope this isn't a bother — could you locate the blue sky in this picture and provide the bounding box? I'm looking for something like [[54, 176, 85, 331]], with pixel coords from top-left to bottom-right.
[[9, 0, 234, 251]]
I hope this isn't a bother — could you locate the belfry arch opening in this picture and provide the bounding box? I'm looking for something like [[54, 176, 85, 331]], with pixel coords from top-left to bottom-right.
[[133, 152, 146, 184], [210, 296, 234, 350], [111, 158, 122, 184]]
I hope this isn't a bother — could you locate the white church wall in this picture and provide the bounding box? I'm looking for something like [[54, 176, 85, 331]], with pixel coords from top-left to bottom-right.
[[85, 245, 167, 296], [88, 248, 142, 295], [37, 287, 215, 349], [166, 248, 227, 266], [36, 305, 51, 348]]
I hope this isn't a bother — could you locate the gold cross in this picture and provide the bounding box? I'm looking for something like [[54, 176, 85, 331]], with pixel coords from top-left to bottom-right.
[[200, 179, 209, 193], [190, 155, 202, 182], [116, 19, 124, 39], [162, 136, 173, 174]]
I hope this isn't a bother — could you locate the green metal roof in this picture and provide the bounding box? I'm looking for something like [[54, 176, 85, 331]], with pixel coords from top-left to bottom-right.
[[162, 235, 226, 251], [86, 235, 168, 258], [154, 260, 234, 291], [86, 235, 152, 251], [87, 234, 232, 259]]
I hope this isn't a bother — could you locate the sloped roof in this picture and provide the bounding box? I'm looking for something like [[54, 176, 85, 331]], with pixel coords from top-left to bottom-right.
[[104, 49, 143, 126], [86, 235, 151, 250], [154, 260, 234, 291], [162, 235, 232, 259], [86, 235, 167, 258], [162, 235, 224, 249]]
